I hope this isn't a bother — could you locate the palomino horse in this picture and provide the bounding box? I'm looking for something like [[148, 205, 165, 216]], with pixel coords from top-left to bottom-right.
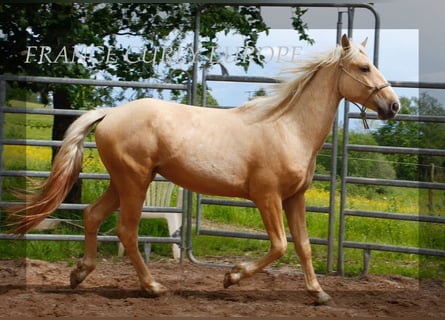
[[7, 35, 399, 304]]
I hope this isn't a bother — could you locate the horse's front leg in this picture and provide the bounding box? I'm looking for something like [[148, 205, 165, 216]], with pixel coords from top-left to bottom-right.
[[224, 193, 287, 288], [283, 192, 332, 305], [70, 184, 119, 288]]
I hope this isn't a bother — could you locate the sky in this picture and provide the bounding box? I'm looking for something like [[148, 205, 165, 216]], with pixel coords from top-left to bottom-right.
[[106, 0, 435, 131], [196, 0, 445, 131], [206, 28, 419, 109], [67, 0, 441, 112], [201, 0, 443, 111], [16, 0, 440, 122]]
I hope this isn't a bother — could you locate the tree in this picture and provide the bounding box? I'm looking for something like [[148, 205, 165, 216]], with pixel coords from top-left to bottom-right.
[[1, 3, 313, 205], [249, 88, 267, 100], [372, 97, 419, 181], [373, 93, 445, 182], [180, 84, 219, 106], [347, 132, 396, 180], [316, 130, 396, 180]]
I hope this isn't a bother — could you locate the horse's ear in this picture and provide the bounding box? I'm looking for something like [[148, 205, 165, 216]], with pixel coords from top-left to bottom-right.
[[341, 34, 350, 50], [361, 37, 368, 48]]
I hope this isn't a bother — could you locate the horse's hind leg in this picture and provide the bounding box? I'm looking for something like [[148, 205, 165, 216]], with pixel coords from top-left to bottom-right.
[[283, 192, 331, 305], [70, 183, 119, 288], [116, 177, 168, 296], [224, 193, 288, 287]]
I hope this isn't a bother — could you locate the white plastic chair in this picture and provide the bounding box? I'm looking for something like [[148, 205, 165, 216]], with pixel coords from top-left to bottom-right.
[[118, 180, 183, 261]]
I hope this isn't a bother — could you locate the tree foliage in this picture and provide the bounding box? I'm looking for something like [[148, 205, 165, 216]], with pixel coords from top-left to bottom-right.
[[373, 93, 445, 182], [0, 3, 314, 204], [316, 93, 445, 184], [1, 3, 313, 101], [317, 130, 396, 180]]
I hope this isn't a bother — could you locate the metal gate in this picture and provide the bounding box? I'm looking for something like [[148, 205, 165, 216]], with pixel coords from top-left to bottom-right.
[[0, 74, 190, 258], [188, 75, 445, 275], [1, 2, 444, 277], [338, 81, 445, 275], [186, 3, 372, 273], [187, 3, 445, 276]]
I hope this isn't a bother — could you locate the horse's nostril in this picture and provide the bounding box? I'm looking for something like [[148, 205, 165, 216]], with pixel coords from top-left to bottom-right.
[[391, 102, 399, 113]]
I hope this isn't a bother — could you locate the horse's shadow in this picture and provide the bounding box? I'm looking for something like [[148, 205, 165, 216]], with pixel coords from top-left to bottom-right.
[[2, 284, 313, 303], [42, 285, 157, 299]]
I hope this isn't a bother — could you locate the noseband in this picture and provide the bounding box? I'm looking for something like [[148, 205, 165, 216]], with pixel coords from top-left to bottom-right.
[[338, 60, 391, 129]]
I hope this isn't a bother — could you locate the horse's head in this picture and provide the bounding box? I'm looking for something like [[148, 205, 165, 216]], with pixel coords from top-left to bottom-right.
[[338, 35, 399, 120]]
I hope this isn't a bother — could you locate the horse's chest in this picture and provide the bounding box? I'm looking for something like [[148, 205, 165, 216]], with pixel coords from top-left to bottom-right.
[[275, 156, 315, 195]]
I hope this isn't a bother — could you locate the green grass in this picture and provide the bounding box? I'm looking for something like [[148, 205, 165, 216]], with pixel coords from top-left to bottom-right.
[[1, 99, 444, 280]]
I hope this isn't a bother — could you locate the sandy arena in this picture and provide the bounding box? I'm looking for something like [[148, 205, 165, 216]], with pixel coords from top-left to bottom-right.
[[1, 258, 444, 318]]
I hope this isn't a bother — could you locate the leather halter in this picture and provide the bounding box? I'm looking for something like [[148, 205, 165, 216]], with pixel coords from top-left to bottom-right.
[[338, 60, 391, 129]]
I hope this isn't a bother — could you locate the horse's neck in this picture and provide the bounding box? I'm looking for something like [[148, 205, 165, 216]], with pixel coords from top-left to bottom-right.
[[284, 65, 342, 153]]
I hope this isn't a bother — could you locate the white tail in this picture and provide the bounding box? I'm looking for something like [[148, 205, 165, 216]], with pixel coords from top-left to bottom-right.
[[7, 108, 110, 235]]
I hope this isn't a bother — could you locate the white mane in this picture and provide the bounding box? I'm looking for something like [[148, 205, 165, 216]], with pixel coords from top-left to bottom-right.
[[239, 41, 364, 120]]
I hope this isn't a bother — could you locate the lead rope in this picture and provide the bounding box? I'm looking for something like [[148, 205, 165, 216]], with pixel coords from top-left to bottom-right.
[[350, 101, 370, 130]]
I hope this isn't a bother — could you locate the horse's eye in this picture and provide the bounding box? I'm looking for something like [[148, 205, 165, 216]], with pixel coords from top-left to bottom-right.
[[360, 65, 370, 73]]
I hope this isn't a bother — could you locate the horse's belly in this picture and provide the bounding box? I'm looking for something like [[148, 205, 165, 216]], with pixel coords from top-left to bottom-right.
[[157, 159, 249, 198]]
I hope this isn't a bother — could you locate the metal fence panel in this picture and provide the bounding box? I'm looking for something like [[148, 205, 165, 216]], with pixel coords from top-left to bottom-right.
[[0, 75, 190, 260]]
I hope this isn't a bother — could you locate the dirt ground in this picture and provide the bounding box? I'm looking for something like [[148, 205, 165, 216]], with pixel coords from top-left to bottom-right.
[[1, 258, 444, 318]]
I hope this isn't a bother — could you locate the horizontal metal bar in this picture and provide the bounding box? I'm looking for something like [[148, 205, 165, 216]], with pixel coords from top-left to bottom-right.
[[1, 106, 86, 116], [0, 75, 187, 90], [0, 201, 183, 213], [1, 138, 96, 148], [347, 144, 445, 156], [0, 233, 180, 244], [0, 171, 171, 183], [200, 1, 378, 8], [343, 241, 445, 257], [349, 112, 445, 123], [0, 202, 89, 210], [199, 198, 255, 208], [344, 209, 445, 224], [390, 81, 445, 90], [313, 173, 332, 182], [198, 197, 329, 214], [205, 74, 279, 84], [346, 176, 445, 190], [205, 78, 445, 90], [197, 228, 327, 246], [0, 170, 110, 180]]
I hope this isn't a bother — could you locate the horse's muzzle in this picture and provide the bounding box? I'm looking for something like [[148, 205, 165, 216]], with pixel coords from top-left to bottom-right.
[[378, 101, 399, 120]]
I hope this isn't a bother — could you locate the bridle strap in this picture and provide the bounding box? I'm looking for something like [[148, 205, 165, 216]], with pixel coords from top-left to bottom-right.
[[338, 60, 391, 129]]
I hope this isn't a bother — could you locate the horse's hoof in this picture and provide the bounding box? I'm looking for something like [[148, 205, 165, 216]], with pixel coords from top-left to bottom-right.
[[223, 272, 241, 288], [70, 269, 82, 289], [311, 290, 333, 306], [69, 261, 95, 289], [143, 281, 168, 297], [152, 282, 168, 295]]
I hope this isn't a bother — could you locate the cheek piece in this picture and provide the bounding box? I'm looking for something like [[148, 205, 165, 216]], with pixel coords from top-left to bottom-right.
[[338, 60, 391, 129]]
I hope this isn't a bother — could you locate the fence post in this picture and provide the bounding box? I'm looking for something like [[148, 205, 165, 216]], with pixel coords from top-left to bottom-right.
[[338, 99, 350, 276], [0, 78, 6, 217]]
